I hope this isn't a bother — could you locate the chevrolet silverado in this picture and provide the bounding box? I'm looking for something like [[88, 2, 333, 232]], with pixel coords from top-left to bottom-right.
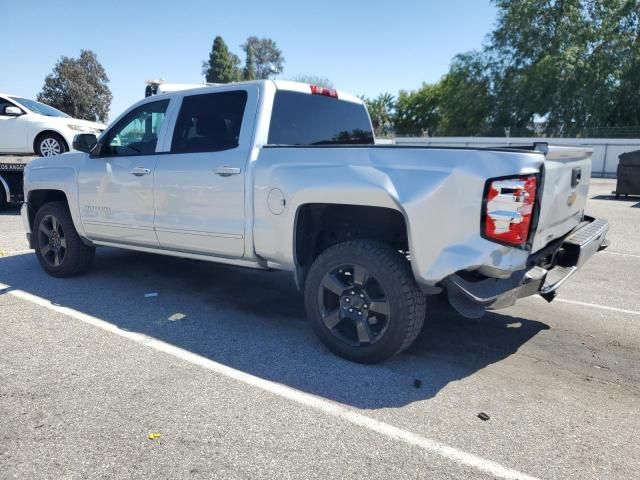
[[21, 80, 609, 363]]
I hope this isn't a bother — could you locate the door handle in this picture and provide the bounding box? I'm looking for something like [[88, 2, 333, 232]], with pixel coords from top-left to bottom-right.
[[131, 167, 151, 176], [214, 166, 241, 177]]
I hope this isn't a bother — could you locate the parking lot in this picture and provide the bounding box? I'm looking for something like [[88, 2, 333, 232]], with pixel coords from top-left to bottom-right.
[[0, 178, 638, 479]]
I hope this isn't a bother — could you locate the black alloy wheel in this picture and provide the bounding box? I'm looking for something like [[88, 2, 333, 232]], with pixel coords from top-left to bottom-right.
[[305, 240, 426, 364], [318, 263, 391, 347], [33, 201, 95, 277], [37, 214, 67, 267]]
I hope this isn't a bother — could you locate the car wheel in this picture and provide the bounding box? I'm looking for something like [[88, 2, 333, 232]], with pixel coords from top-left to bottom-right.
[[35, 133, 67, 157], [304, 240, 426, 364], [33, 201, 95, 277]]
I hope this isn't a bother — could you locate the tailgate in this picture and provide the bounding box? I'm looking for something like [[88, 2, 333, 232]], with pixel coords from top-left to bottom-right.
[[531, 145, 593, 252]]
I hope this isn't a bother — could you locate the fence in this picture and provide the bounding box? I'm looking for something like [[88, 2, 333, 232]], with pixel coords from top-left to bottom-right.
[[386, 137, 640, 177]]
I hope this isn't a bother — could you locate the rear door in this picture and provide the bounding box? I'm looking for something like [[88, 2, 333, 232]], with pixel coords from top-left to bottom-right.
[[153, 86, 258, 257], [531, 145, 593, 252]]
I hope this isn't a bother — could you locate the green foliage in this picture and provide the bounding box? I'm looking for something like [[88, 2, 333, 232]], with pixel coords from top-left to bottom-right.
[[241, 36, 285, 79], [393, 84, 442, 136], [437, 52, 493, 135], [362, 93, 395, 136], [489, 0, 640, 136], [243, 45, 257, 81], [202, 36, 241, 83], [37, 50, 112, 123], [203, 35, 285, 82], [365, 0, 640, 137], [289, 74, 334, 88]]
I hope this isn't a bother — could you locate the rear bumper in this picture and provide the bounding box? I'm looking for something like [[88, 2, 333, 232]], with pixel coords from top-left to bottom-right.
[[445, 216, 609, 317]]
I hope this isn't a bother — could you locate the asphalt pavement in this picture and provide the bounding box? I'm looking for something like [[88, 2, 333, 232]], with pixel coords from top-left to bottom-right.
[[0, 179, 639, 479]]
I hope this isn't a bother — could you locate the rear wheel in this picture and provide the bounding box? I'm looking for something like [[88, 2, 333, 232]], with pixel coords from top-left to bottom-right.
[[33, 202, 95, 277], [304, 240, 426, 364], [35, 132, 67, 157]]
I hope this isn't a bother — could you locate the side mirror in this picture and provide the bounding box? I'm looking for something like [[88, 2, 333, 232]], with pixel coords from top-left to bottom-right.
[[72, 133, 98, 153], [4, 106, 22, 116]]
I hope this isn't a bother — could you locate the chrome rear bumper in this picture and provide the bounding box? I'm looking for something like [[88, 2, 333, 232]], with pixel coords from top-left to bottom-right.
[[445, 216, 609, 318]]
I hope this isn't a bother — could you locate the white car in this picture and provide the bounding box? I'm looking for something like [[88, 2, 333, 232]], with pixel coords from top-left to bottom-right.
[[0, 94, 106, 157]]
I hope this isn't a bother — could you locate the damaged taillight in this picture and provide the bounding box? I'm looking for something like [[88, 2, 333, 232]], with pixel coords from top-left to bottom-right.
[[483, 175, 537, 247]]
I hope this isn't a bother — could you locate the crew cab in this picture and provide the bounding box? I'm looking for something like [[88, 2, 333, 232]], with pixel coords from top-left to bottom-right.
[[21, 80, 609, 363]]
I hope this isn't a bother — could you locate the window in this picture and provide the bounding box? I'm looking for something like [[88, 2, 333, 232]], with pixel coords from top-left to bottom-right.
[[171, 91, 248, 154], [9, 97, 68, 117], [0, 97, 19, 116], [100, 100, 169, 156], [267, 91, 374, 146]]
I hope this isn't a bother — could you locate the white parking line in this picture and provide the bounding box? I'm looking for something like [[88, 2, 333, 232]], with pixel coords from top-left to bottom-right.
[[0, 249, 33, 256], [601, 250, 640, 259], [0, 281, 539, 480], [553, 297, 640, 316]]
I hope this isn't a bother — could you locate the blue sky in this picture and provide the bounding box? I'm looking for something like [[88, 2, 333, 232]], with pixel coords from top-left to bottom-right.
[[0, 0, 496, 121]]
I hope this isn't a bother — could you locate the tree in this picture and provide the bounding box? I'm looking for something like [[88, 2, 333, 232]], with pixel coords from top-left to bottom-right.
[[241, 36, 285, 79], [202, 36, 241, 83], [37, 50, 112, 122], [393, 83, 442, 136], [243, 44, 257, 81], [360, 1, 640, 138], [488, 0, 591, 135], [487, 0, 640, 136], [437, 52, 493, 136], [362, 93, 395, 136], [289, 74, 334, 88]]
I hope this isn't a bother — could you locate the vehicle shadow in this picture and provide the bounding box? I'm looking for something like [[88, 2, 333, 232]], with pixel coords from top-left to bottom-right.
[[591, 194, 640, 207], [0, 205, 21, 216], [0, 249, 549, 409]]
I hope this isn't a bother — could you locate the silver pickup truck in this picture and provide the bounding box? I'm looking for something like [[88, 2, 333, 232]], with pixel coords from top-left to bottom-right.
[[21, 80, 609, 363]]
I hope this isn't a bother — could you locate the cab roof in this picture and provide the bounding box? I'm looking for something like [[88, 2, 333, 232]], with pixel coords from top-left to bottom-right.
[[149, 80, 363, 105]]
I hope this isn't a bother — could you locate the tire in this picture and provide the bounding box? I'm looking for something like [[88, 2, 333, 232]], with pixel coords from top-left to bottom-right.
[[33, 201, 95, 277], [304, 240, 426, 364], [35, 132, 67, 157]]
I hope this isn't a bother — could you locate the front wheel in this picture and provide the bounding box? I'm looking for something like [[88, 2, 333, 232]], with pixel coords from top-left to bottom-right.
[[304, 240, 426, 364], [33, 201, 95, 277], [35, 133, 67, 157]]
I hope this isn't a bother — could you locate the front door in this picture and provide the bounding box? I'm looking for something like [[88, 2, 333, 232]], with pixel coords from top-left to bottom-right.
[[78, 98, 171, 246], [153, 87, 257, 257]]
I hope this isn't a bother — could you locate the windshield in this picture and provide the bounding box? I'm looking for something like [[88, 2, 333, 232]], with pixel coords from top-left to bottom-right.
[[9, 97, 70, 118]]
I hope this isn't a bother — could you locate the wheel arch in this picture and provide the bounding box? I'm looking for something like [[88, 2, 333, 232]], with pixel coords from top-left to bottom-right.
[[33, 129, 70, 154], [27, 189, 69, 230], [26, 189, 92, 249], [292, 203, 410, 288]]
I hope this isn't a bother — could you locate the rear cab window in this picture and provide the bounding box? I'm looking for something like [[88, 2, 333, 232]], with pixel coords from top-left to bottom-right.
[[268, 91, 374, 145]]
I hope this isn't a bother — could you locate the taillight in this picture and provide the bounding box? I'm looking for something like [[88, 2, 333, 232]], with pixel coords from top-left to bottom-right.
[[483, 175, 537, 247], [310, 85, 338, 98]]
